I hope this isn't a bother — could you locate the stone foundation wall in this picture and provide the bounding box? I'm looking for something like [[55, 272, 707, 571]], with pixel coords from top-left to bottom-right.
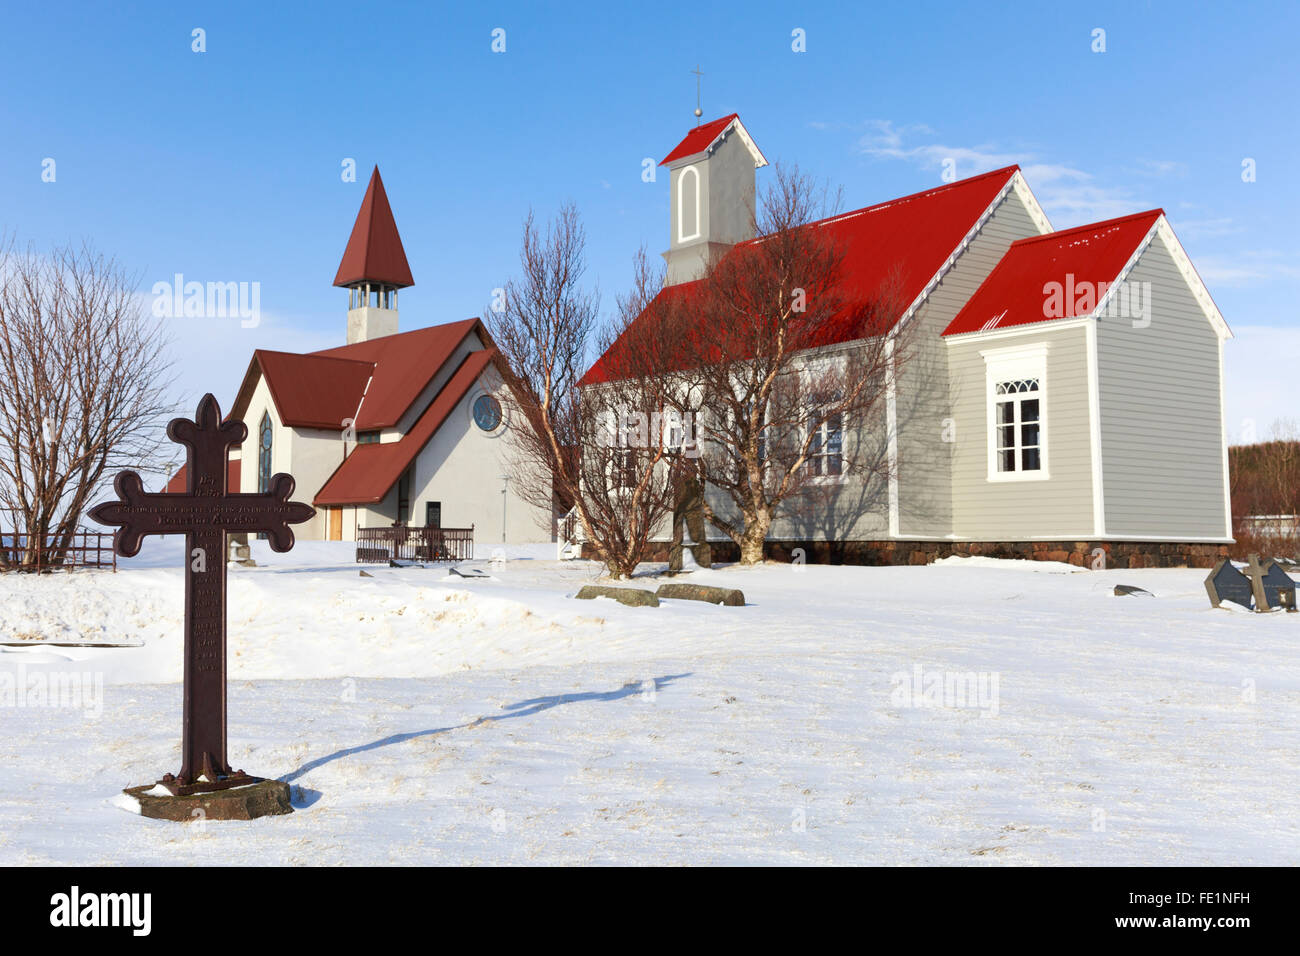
[[584, 539, 1229, 569]]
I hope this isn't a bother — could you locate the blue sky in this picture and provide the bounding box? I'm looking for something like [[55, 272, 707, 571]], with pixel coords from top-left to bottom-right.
[[2, 0, 1296, 439]]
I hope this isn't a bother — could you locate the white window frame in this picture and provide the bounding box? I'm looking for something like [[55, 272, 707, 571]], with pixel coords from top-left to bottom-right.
[[806, 403, 846, 482], [677, 165, 701, 243], [982, 343, 1049, 482]]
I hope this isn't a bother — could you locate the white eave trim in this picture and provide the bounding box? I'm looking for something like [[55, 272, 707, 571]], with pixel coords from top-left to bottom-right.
[[943, 315, 1093, 345], [1153, 216, 1232, 340]]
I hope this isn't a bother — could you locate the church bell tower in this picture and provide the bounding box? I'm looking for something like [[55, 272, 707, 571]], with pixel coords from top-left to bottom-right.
[[659, 113, 768, 286], [334, 166, 414, 344]]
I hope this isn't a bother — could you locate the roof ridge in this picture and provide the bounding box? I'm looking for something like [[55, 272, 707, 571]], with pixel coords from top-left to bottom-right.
[[1009, 208, 1164, 248], [786, 165, 1022, 233]]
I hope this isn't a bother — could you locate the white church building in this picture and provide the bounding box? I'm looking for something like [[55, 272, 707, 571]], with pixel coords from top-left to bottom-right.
[[168, 167, 549, 546]]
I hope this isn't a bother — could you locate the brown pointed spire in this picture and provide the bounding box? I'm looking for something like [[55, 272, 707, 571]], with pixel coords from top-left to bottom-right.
[[333, 167, 415, 289]]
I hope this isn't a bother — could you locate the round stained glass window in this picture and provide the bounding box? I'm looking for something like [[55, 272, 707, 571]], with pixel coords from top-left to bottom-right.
[[473, 394, 503, 432]]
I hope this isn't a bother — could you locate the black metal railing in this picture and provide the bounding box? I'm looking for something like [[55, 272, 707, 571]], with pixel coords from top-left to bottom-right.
[[355, 525, 475, 564]]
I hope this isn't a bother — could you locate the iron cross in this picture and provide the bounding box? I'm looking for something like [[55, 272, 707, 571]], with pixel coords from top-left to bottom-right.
[[89, 393, 314, 795]]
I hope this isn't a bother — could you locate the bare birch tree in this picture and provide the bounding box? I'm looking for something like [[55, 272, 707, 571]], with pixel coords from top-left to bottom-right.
[[0, 239, 173, 569], [671, 164, 912, 564], [487, 206, 686, 578]]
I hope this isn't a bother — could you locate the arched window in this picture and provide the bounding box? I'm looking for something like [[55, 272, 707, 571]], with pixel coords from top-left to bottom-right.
[[258, 412, 272, 493], [677, 165, 700, 242]]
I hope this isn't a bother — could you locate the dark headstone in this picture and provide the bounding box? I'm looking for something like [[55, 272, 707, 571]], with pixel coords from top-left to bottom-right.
[[575, 585, 660, 607], [655, 583, 745, 606], [89, 394, 314, 801], [1205, 558, 1254, 609]]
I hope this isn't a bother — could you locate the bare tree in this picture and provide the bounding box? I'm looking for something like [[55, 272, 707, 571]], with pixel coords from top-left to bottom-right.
[[671, 164, 912, 564], [0, 239, 173, 570], [487, 207, 686, 578]]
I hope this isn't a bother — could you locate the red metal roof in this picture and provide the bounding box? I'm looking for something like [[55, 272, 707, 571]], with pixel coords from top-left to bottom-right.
[[581, 166, 1020, 386], [312, 318, 483, 430], [165, 458, 240, 494], [314, 349, 495, 506], [942, 209, 1162, 336], [333, 167, 415, 289], [252, 350, 375, 429], [660, 113, 740, 165]]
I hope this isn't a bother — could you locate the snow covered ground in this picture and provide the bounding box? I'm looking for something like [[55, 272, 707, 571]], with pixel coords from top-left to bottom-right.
[[1, 540, 1296, 865]]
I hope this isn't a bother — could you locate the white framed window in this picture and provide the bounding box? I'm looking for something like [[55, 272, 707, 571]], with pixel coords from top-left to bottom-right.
[[807, 409, 843, 478], [981, 343, 1049, 482]]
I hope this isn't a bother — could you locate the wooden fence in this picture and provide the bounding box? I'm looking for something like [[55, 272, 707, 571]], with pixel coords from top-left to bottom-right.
[[1, 529, 117, 572], [355, 525, 475, 564]]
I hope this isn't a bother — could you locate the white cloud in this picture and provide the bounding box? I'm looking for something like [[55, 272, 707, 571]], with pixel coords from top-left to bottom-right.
[[857, 120, 1146, 227], [1195, 252, 1300, 285], [1225, 324, 1300, 443]]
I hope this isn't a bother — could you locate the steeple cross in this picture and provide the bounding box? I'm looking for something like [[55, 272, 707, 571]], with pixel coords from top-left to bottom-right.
[[90, 394, 314, 795], [692, 64, 704, 122]]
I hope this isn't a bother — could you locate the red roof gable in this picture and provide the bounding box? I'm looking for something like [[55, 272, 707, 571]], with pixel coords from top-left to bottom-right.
[[661, 113, 740, 165], [165, 457, 240, 494], [251, 350, 375, 430], [581, 166, 1021, 386], [942, 209, 1162, 336], [314, 348, 496, 506], [333, 167, 415, 289], [312, 318, 483, 430]]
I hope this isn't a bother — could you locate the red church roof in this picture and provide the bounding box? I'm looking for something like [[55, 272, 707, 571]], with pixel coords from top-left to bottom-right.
[[231, 318, 488, 434], [661, 113, 739, 165], [333, 167, 415, 289], [942, 209, 1162, 336], [246, 351, 376, 430], [312, 318, 484, 430], [581, 165, 1021, 386], [660, 113, 768, 167], [314, 348, 496, 506]]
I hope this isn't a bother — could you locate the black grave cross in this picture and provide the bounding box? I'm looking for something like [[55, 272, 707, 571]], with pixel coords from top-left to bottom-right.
[[89, 394, 314, 795]]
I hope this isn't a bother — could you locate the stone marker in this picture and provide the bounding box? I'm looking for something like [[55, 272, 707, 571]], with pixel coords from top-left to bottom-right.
[[655, 582, 745, 606], [575, 585, 660, 607], [1113, 584, 1152, 596], [124, 779, 293, 822], [90, 394, 314, 818], [1204, 558, 1254, 610]]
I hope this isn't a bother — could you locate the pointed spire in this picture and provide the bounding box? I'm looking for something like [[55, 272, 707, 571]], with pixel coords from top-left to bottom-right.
[[333, 167, 415, 289]]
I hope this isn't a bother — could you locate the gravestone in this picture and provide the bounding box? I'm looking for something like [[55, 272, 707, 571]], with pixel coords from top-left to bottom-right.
[[1249, 555, 1297, 612], [1204, 558, 1254, 610], [90, 394, 314, 815]]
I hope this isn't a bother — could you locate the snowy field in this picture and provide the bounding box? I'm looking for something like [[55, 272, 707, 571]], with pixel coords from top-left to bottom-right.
[[1, 539, 1297, 865]]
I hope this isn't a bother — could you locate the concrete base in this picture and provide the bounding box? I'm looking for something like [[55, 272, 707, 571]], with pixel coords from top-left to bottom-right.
[[123, 779, 294, 822]]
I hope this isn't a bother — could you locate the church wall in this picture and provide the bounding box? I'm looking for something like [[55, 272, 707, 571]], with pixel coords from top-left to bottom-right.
[[408, 366, 552, 547], [1095, 234, 1230, 540], [895, 185, 1048, 538], [947, 322, 1096, 538]]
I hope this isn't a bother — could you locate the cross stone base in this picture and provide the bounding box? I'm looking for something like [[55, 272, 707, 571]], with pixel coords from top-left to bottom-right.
[[123, 779, 294, 821]]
